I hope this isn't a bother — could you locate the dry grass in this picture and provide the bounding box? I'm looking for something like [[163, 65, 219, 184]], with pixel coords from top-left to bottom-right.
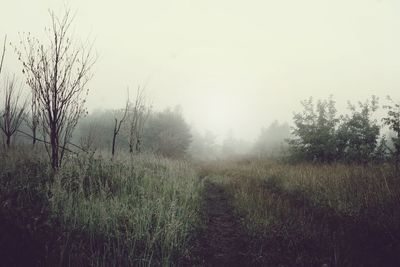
[[202, 158, 400, 266]]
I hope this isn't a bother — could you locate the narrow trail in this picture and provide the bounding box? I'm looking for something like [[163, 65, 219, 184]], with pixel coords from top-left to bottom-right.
[[195, 179, 250, 267]]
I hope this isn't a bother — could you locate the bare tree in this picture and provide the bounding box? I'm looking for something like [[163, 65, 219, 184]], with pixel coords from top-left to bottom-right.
[[128, 86, 151, 154], [112, 96, 129, 158], [17, 10, 95, 169], [0, 35, 6, 76], [0, 35, 7, 149], [25, 91, 40, 147], [80, 122, 98, 155], [0, 76, 27, 148]]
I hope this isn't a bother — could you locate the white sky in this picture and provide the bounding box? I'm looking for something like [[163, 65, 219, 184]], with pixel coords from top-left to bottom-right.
[[1, 0, 400, 141]]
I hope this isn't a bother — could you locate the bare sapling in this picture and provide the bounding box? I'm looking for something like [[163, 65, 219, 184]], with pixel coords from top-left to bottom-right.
[[112, 92, 129, 158], [16, 9, 96, 170], [0, 76, 27, 148], [128, 86, 151, 154]]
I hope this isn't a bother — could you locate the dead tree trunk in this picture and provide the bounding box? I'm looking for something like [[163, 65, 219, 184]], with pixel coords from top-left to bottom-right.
[[50, 124, 59, 169], [0, 35, 6, 76], [111, 97, 129, 158], [5, 135, 10, 147], [128, 86, 150, 154], [28, 92, 39, 147], [32, 125, 37, 146], [112, 118, 118, 157]]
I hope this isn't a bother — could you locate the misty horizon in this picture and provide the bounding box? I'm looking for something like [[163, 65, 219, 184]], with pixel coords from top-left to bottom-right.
[[1, 0, 400, 142]]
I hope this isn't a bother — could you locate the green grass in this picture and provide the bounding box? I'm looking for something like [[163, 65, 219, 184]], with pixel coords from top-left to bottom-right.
[[0, 149, 202, 266]]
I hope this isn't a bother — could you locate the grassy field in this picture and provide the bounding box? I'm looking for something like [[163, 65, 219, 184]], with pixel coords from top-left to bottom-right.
[[0, 149, 203, 266], [2, 148, 400, 266], [201, 158, 400, 266]]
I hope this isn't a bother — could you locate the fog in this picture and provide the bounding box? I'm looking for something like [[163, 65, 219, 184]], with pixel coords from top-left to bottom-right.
[[1, 0, 400, 142]]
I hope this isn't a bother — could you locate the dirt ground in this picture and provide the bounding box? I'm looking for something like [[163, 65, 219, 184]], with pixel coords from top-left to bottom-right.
[[188, 179, 252, 267]]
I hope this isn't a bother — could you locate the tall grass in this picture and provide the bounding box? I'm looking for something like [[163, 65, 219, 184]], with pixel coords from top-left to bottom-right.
[[203, 159, 400, 266], [0, 149, 202, 266]]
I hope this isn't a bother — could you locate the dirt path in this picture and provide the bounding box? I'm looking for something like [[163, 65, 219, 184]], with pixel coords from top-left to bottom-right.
[[194, 179, 250, 267]]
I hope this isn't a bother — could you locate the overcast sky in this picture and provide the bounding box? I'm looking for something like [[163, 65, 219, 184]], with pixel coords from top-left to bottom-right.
[[1, 0, 400, 141]]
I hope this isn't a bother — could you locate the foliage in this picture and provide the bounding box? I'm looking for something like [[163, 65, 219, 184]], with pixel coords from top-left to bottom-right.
[[188, 130, 219, 161], [382, 96, 400, 169], [73, 107, 193, 159], [339, 96, 380, 163], [143, 107, 192, 158], [288, 96, 382, 163], [253, 120, 290, 157], [288, 96, 338, 162]]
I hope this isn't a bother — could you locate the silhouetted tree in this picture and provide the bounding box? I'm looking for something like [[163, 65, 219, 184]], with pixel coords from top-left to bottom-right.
[[79, 122, 98, 154], [144, 107, 191, 158], [0, 35, 6, 76], [0, 35, 6, 149], [127, 86, 150, 154], [288, 96, 338, 162], [188, 130, 218, 160], [17, 10, 95, 170], [383, 96, 400, 171], [0, 76, 27, 148], [25, 91, 40, 147], [341, 96, 380, 164], [374, 135, 390, 164], [112, 96, 129, 158], [222, 130, 236, 156], [254, 120, 290, 157]]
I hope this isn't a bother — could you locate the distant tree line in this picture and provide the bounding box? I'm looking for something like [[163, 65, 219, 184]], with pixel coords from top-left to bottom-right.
[[253, 120, 291, 157], [73, 106, 192, 159]]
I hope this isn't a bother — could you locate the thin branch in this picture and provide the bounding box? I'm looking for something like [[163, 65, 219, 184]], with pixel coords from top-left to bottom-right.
[[16, 129, 87, 154], [0, 34, 6, 75]]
